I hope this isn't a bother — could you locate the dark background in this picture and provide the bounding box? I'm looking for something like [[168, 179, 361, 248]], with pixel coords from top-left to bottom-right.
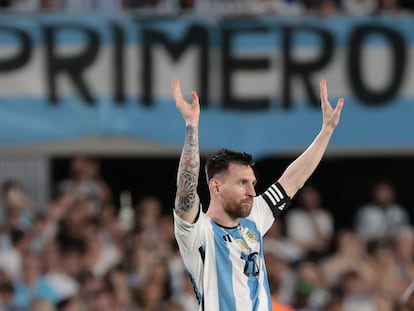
[[51, 155, 414, 231]]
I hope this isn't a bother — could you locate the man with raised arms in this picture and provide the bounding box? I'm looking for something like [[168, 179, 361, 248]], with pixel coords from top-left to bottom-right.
[[172, 79, 344, 310]]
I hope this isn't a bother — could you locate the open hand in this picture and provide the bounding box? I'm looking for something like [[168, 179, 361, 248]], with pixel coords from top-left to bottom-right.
[[320, 79, 344, 130], [172, 79, 200, 126]]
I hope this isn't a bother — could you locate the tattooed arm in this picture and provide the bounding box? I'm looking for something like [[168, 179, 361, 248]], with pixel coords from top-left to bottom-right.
[[172, 79, 201, 223]]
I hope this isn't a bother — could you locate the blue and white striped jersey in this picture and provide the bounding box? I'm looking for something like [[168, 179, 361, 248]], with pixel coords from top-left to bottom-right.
[[174, 182, 290, 311]]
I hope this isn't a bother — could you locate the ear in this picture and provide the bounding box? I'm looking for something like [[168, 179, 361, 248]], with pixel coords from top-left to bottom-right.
[[209, 178, 220, 195]]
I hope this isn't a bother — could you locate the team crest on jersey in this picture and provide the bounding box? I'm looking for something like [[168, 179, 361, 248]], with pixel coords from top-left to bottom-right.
[[235, 239, 250, 253], [241, 226, 258, 244]]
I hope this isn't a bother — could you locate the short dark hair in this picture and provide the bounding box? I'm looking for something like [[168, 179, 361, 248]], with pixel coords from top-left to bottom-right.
[[205, 149, 255, 181]]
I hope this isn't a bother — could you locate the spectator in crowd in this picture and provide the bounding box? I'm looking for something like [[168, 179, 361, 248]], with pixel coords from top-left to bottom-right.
[[11, 252, 57, 310], [41, 240, 80, 308], [313, 0, 338, 16], [78, 271, 104, 309], [369, 240, 401, 298], [82, 278, 117, 311], [7, 0, 40, 11], [133, 195, 163, 245], [0, 228, 30, 281], [126, 242, 158, 290], [285, 185, 334, 260], [104, 266, 138, 311], [29, 212, 57, 255], [292, 257, 330, 310], [56, 155, 112, 207], [353, 179, 410, 245], [273, 0, 306, 15], [337, 269, 376, 311], [320, 229, 375, 289], [263, 218, 303, 264], [340, 0, 378, 15], [0, 180, 34, 233], [135, 278, 169, 311], [82, 217, 122, 277], [99, 202, 126, 245]]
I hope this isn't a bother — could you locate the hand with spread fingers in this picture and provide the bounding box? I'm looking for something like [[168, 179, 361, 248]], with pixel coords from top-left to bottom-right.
[[320, 79, 344, 131], [172, 79, 200, 126]]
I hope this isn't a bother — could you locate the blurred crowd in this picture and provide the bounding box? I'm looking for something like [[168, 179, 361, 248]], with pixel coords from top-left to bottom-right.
[[0, 155, 198, 311], [0, 155, 414, 311], [0, 0, 413, 15]]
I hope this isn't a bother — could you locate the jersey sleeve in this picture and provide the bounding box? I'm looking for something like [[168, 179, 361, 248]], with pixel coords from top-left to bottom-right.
[[248, 182, 292, 235], [173, 206, 207, 253]]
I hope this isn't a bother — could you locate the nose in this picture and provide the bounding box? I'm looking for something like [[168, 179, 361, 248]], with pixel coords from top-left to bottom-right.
[[247, 184, 256, 197]]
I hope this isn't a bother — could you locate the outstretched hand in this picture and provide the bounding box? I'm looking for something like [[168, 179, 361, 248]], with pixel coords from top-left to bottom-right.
[[320, 79, 344, 130], [172, 79, 200, 126]]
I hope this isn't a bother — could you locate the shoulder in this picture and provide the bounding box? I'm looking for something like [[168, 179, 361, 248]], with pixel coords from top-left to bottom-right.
[[173, 208, 211, 234]]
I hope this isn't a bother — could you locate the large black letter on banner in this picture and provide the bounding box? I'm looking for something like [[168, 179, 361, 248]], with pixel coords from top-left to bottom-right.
[[141, 25, 209, 107], [348, 25, 406, 105], [283, 25, 334, 108], [222, 24, 270, 110], [0, 26, 31, 71], [44, 24, 100, 105], [111, 23, 125, 104]]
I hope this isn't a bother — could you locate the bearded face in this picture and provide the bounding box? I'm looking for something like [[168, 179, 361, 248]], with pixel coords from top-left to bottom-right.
[[221, 193, 254, 219], [214, 163, 256, 220]]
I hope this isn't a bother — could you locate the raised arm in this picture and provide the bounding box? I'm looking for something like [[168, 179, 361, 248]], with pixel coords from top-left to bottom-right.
[[278, 80, 344, 198], [172, 79, 201, 223]]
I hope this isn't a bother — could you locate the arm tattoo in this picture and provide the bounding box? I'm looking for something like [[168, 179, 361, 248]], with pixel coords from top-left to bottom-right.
[[175, 125, 200, 215]]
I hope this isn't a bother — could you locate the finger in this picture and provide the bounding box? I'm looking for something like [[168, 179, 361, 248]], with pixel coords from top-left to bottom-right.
[[172, 79, 183, 102], [334, 98, 345, 115], [191, 90, 199, 104], [320, 79, 328, 104]]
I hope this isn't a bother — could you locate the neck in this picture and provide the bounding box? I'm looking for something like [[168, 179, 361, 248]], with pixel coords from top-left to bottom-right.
[[207, 203, 240, 227]]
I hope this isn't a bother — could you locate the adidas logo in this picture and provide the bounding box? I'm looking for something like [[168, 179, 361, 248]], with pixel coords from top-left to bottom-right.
[[223, 234, 232, 242]]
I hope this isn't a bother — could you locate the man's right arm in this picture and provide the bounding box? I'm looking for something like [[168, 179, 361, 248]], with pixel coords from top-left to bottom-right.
[[175, 124, 200, 223], [172, 79, 201, 224]]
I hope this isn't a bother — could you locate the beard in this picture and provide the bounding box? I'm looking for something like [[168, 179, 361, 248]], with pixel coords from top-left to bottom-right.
[[223, 198, 253, 219]]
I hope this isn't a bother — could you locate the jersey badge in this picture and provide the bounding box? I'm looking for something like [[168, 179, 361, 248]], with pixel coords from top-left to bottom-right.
[[241, 226, 258, 244], [235, 239, 250, 253]]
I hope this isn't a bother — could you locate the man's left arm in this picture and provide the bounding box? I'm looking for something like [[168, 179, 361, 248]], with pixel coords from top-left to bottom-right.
[[278, 80, 344, 199]]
